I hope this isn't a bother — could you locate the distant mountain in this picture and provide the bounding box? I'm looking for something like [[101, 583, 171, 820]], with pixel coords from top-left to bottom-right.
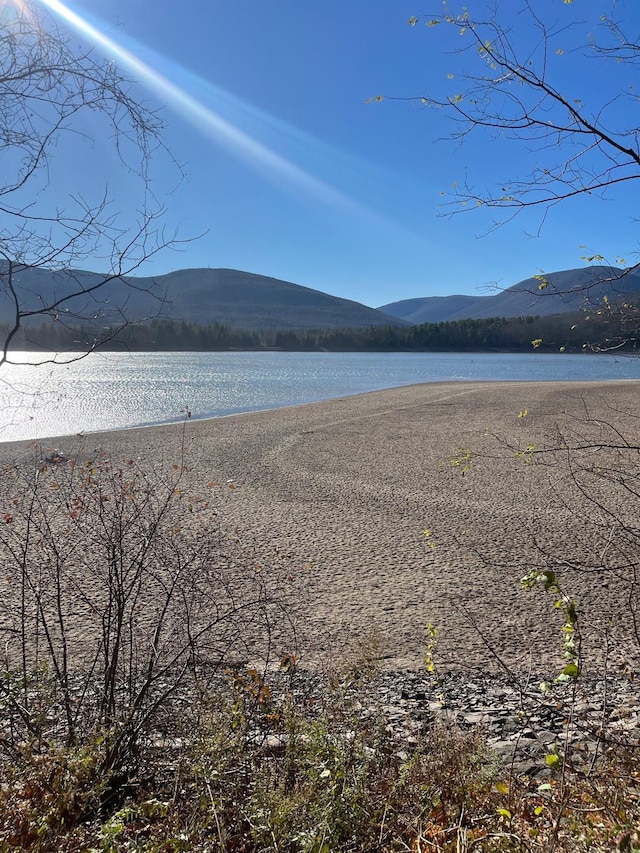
[[0, 265, 406, 331], [379, 294, 480, 324], [379, 266, 640, 325]]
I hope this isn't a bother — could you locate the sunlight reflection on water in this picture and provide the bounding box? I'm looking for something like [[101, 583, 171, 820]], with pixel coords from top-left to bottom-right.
[[1, 350, 639, 443]]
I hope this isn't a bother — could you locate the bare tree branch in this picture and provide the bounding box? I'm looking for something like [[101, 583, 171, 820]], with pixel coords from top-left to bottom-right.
[[380, 3, 640, 349], [0, 2, 183, 368], [400, 4, 639, 218]]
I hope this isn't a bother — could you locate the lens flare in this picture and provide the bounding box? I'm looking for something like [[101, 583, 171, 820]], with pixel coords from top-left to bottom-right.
[[2, 0, 37, 23], [33, 0, 373, 218]]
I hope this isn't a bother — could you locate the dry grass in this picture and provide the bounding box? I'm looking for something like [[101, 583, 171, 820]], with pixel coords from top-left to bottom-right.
[[1, 662, 639, 852]]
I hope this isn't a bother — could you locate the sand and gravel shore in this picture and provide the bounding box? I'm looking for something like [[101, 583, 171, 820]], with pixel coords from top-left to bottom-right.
[[3, 379, 640, 676]]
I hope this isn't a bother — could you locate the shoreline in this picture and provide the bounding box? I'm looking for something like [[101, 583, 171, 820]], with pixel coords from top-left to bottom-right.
[[3, 375, 639, 449], [3, 348, 640, 445], [2, 379, 640, 674]]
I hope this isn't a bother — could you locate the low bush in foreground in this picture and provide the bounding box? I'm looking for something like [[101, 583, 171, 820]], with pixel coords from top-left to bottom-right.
[[1, 660, 640, 852], [0, 443, 639, 851]]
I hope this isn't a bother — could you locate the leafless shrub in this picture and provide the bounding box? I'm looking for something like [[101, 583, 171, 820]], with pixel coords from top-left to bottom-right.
[[0, 441, 295, 803]]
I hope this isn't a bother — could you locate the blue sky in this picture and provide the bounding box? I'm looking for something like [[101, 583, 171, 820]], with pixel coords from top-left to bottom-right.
[[20, 0, 640, 307]]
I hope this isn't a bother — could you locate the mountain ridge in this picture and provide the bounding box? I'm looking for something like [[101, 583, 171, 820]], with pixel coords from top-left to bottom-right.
[[3, 263, 639, 333], [0, 265, 405, 331], [378, 266, 640, 324]]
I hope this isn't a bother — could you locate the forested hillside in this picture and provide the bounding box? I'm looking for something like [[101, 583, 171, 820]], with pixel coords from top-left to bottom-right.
[[380, 266, 640, 324], [0, 265, 404, 330], [8, 309, 636, 354]]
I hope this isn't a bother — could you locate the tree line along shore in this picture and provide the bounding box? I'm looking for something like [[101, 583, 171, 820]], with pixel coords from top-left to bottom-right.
[[5, 307, 637, 353]]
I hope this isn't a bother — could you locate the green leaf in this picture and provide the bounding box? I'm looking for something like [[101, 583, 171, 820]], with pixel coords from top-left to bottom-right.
[[562, 663, 579, 679]]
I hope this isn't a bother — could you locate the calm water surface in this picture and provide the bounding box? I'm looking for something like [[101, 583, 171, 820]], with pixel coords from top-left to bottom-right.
[[2, 350, 640, 443]]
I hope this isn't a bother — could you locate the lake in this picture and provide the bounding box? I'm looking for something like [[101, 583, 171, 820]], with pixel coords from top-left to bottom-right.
[[2, 350, 640, 443]]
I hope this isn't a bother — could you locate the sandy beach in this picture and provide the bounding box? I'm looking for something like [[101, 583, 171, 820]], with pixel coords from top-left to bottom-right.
[[2, 379, 640, 676]]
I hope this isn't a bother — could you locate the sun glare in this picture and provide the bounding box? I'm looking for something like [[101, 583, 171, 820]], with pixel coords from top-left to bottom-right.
[[32, 0, 375, 219], [3, 0, 37, 22]]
